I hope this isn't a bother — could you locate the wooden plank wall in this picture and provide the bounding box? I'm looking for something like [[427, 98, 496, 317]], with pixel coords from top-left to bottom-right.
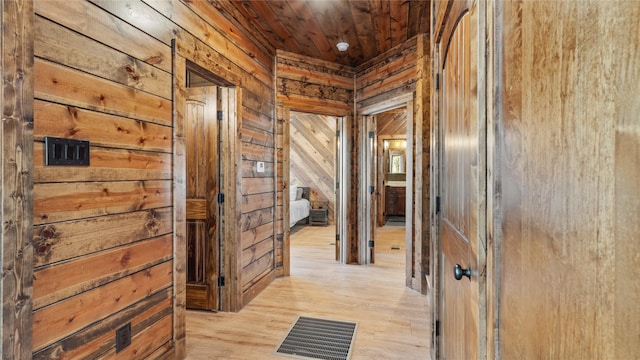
[[356, 35, 430, 291], [494, 1, 640, 358], [31, 0, 275, 358], [377, 109, 408, 137], [290, 112, 336, 224], [276, 50, 356, 264], [1, 0, 35, 358]]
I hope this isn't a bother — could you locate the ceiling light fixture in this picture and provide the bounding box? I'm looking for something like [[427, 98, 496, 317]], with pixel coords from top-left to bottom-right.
[[336, 41, 349, 52]]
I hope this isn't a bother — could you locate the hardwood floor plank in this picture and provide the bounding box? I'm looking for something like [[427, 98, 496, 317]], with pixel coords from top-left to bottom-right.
[[185, 224, 431, 359]]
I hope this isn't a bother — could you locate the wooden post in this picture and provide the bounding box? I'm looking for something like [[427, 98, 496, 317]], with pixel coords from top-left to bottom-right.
[[171, 40, 187, 358], [1, 0, 34, 358]]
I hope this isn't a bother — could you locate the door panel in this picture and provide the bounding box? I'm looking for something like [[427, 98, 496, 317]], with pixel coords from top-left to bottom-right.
[[185, 86, 219, 311], [439, 5, 482, 359]]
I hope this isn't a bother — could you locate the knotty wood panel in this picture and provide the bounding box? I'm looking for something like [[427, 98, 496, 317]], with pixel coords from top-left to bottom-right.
[[1, 0, 34, 358], [34, 15, 171, 100], [33, 207, 172, 267], [33, 234, 172, 310], [34, 100, 172, 153], [33, 180, 171, 225], [276, 50, 354, 115], [33, 261, 172, 351], [34, 59, 171, 126], [290, 112, 336, 224], [495, 1, 640, 358], [34, 0, 171, 73], [33, 288, 172, 359]]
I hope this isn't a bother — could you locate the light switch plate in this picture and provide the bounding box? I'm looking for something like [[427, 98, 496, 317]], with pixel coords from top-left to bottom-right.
[[257, 161, 265, 173]]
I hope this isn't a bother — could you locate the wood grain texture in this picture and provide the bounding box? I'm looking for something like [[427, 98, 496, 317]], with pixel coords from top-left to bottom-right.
[[34, 15, 171, 100], [434, 4, 485, 358], [34, 180, 171, 225], [35, 0, 171, 73], [496, 1, 640, 358], [33, 207, 172, 267], [229, 1, 429, 67], [33, 288, 172, 360], [143, 0, 271, 88], [172, 47, 187, 358], [34, 100, 172, 153], [32, 261, 172, 351], [34, 58, 171, 126], [1, 0, 34, 358], [33, 234, 172, 310]]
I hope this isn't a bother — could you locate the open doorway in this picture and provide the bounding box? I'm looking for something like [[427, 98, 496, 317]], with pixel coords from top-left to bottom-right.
[[376, 108, 408, 228], [288, 111, 337, 256], [360, 93, 419, 289]]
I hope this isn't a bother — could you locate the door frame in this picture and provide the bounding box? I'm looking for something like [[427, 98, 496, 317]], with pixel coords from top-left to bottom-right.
[[360, 93, 416, 280], [171, 40, 243, 355], [280, 108, 351, 266]]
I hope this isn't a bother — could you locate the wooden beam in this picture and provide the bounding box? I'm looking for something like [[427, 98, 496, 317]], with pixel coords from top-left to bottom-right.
[[1, 0, 34, 358]]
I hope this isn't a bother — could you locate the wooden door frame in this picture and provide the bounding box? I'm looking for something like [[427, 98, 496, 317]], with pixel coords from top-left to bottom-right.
[[336, 115, 350, 263], [172, 40, 243, 356], [360, 93, 419, 285], [430, 0, 489, 358], [1, 1, 34, 358], [280, 107, 351, 267]]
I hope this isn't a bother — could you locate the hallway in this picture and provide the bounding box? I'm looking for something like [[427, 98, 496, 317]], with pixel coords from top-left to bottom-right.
[[185, 225, 431, 359]]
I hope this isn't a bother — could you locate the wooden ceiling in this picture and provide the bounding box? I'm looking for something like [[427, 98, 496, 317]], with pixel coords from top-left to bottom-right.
[[213, 0, 431, 67]]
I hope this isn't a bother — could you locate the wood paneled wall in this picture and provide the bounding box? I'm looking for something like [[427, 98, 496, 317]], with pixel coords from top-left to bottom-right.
[[290, 112, 336, 224], [31, 0, 275, 358], [1, 1, 34, 358], [377, 109, 408, 137], [276, 50, 356, 267], [493, 1, 640, 358]]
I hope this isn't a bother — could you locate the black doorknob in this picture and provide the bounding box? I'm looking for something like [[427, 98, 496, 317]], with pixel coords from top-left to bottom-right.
[[453, 264, 471, 280]]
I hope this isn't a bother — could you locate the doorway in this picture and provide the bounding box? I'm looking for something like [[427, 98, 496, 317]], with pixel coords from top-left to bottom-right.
[[183, 64, 236, 312], [288, 111, 338, 257], [360, 94, 414, 279]]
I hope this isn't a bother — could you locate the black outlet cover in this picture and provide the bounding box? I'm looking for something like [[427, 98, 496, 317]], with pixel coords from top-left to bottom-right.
[[115, 322, 132, 353], [44, 136, 90, 166]]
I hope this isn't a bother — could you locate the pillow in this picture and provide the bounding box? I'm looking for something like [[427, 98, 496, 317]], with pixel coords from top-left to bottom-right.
[[295, 187, 304, 201], [289, 186, 297, 200]]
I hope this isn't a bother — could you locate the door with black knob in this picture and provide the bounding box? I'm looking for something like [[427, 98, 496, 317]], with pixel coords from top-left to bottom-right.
[[436, 2, 486, 359]]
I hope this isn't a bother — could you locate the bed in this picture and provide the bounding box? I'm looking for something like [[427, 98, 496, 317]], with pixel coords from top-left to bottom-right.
[[289, 186, 311, 228]]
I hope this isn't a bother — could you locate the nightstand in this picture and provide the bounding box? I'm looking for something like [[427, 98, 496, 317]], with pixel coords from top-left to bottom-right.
[[310, 201, 329, 226]]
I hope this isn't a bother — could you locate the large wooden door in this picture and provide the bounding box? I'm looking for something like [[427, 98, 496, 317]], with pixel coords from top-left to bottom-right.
[[438, 4, 484, 359], [185, 86, 220, 311]]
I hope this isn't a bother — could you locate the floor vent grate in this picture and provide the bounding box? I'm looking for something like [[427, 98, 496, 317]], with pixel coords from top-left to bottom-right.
[[275, 316, 357, 360]]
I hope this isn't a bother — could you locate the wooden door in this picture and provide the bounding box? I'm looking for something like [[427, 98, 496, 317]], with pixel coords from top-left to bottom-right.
[[438, 5, 484, 359], [185, 86, 220, 311]]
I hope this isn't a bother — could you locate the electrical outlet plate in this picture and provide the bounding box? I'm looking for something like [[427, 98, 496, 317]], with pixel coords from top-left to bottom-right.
[[115, 322, 132, 353], [44, 136, 90, 166], [257, 161, 265, 173]]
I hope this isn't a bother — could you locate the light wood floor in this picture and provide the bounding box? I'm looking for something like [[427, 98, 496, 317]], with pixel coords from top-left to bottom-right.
[[185, 224, 431, 359]]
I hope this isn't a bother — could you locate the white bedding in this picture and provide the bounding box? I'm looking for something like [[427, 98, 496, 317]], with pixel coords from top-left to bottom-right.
[[289, 199, 310, 227]]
